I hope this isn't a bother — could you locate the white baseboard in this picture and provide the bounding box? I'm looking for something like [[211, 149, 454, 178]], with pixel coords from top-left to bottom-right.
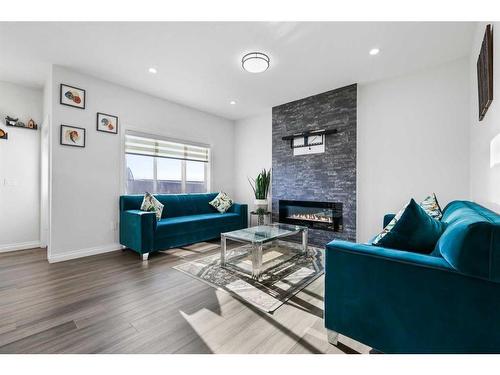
[[48, 243, 123, 263], [0, 241, 42, 253]]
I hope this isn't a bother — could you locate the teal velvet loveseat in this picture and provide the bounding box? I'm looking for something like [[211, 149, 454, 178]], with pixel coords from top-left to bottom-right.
[[119, 193, 247, 260], [325, 200, 500, 353]]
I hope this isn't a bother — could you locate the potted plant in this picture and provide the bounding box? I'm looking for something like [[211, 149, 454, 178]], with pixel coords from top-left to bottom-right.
[[255, 207, 267, 225], [248, 168, 271, 211]]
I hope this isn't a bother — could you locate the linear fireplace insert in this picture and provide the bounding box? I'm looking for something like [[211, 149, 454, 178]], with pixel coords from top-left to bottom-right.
[[279, 200, 343, 232]]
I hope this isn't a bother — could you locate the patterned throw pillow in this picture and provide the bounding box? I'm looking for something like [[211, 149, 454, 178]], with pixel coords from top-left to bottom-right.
[[372, 202, 408, 244], [419, 193, 443, 220], [140, 192, 164, 221], [209, 192, 233, 213], [372, 193, 443, 245]]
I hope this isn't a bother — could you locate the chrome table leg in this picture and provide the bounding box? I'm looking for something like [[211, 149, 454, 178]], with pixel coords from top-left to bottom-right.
[[221, 235, 227, 266], [302, 228, 309, 255], [251, 244, 263, 280]]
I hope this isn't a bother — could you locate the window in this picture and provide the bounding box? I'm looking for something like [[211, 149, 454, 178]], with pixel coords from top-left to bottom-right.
[[125, 133, 210, 194], [157, 158, 183, 194]]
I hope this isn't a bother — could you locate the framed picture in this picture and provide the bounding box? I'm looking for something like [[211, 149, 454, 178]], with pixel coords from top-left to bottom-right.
[[96, 112, 118, 134], [477, 24, 493, 121], [60, 83, 86, 109], [60, 125, 86, 148]]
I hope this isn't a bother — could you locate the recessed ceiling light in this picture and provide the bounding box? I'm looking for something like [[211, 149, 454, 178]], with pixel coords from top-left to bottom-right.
[[230, 100, 236, 105], [242, 52, 270, 73], [148, 67, 157, 74], [369, 48, 380, 56]]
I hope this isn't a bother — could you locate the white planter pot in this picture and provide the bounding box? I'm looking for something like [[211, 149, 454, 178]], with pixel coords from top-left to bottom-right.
[[254, 199, 268, 211]]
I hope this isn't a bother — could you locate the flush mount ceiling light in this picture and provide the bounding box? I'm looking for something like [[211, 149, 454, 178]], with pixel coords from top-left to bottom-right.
[[369, 48, 380, 56], [148, 67, 157, 74], [230, 100, 237, 105], [242, 52, 270, 73]]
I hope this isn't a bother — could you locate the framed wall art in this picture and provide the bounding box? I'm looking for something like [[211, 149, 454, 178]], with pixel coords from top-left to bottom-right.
[[96, 112, 118, 134], [60, 125, 86, 148], [477, 24, 494, 121], [60, 83, 86, 109]]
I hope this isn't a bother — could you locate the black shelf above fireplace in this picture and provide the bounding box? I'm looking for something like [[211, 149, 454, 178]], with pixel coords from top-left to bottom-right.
[[279, 200, 343, 232]]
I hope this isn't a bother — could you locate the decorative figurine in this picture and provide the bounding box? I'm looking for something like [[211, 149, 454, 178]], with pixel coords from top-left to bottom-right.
[[27, 119, 37, 129], [5, 116, 17, 126]]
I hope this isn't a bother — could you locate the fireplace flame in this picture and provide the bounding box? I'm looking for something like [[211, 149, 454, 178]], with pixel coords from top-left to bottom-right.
[[287, 213, 333, 223]]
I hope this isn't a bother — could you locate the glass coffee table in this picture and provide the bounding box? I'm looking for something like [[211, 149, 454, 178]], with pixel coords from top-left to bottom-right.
[[220, 223, 308, 280]]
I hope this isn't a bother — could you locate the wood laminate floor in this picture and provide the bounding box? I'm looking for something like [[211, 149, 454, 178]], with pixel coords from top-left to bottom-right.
[[0, 243, 371, 354]]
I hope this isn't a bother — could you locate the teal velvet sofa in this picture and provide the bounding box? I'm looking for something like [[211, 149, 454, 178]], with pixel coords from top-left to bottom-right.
[[119, 193, 247, 260], [325, 200, 500, 353]]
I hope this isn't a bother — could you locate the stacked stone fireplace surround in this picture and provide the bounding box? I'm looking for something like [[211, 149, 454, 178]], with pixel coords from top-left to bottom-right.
[[271, 84, 357, 245]]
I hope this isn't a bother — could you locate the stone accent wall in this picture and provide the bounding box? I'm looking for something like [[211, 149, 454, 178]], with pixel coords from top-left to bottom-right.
[[272, 84, 357, 244]]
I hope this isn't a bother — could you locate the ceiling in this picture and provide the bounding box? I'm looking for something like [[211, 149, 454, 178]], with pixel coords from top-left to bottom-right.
[[0, 22, 476, 120]]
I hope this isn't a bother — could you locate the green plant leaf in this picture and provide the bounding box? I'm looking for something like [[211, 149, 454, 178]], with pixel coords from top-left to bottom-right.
[[248, 168, 272, 199]]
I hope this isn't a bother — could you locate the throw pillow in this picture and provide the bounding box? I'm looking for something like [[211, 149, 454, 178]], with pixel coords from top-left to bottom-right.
[[140, 192, 164, 221], [419, 193, 443, 220], [373, 193, 443, 245], [209, 192, 233, 213], [373, 198, 447, 253], [372, 202, 409, 244]]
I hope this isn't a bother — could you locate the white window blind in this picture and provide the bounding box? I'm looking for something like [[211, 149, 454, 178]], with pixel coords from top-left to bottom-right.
[[125, 134, 209, 163], [124, 132, 210, 194]]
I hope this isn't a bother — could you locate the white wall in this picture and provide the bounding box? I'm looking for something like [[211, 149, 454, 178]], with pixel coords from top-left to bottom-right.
[[233, 58, 471, 243], [469, 22, 500, 212], [357, 58, 470, 241], [0, 81, 42, 252], [48, 65, 235, 262], [233, 110, 272, 215]]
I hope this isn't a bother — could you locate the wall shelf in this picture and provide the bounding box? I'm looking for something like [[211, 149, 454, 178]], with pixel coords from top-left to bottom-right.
[[281, 128, 338, 149], [5, 116, 38, 130], [6, 122, 38, 130]]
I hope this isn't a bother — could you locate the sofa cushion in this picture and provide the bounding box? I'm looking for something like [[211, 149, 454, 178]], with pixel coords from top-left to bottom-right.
[[374, 199, 447, 254], [435, 201, 500, 281], [156, 193, 219, 218], [155, 212, 240, 238]]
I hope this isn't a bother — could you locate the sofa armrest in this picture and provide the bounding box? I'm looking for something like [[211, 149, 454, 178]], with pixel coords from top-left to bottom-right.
[[227, 202, 244, 213], [383, 213, 396, 228], [119, 210, 156, 253], [227, 203, 248, 227]]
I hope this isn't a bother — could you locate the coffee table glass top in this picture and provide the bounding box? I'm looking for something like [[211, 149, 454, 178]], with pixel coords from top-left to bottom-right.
[[222, 223, 307, 244]]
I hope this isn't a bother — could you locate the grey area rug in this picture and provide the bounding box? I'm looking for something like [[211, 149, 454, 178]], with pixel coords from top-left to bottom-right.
[[173, 241, 324, 313]]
